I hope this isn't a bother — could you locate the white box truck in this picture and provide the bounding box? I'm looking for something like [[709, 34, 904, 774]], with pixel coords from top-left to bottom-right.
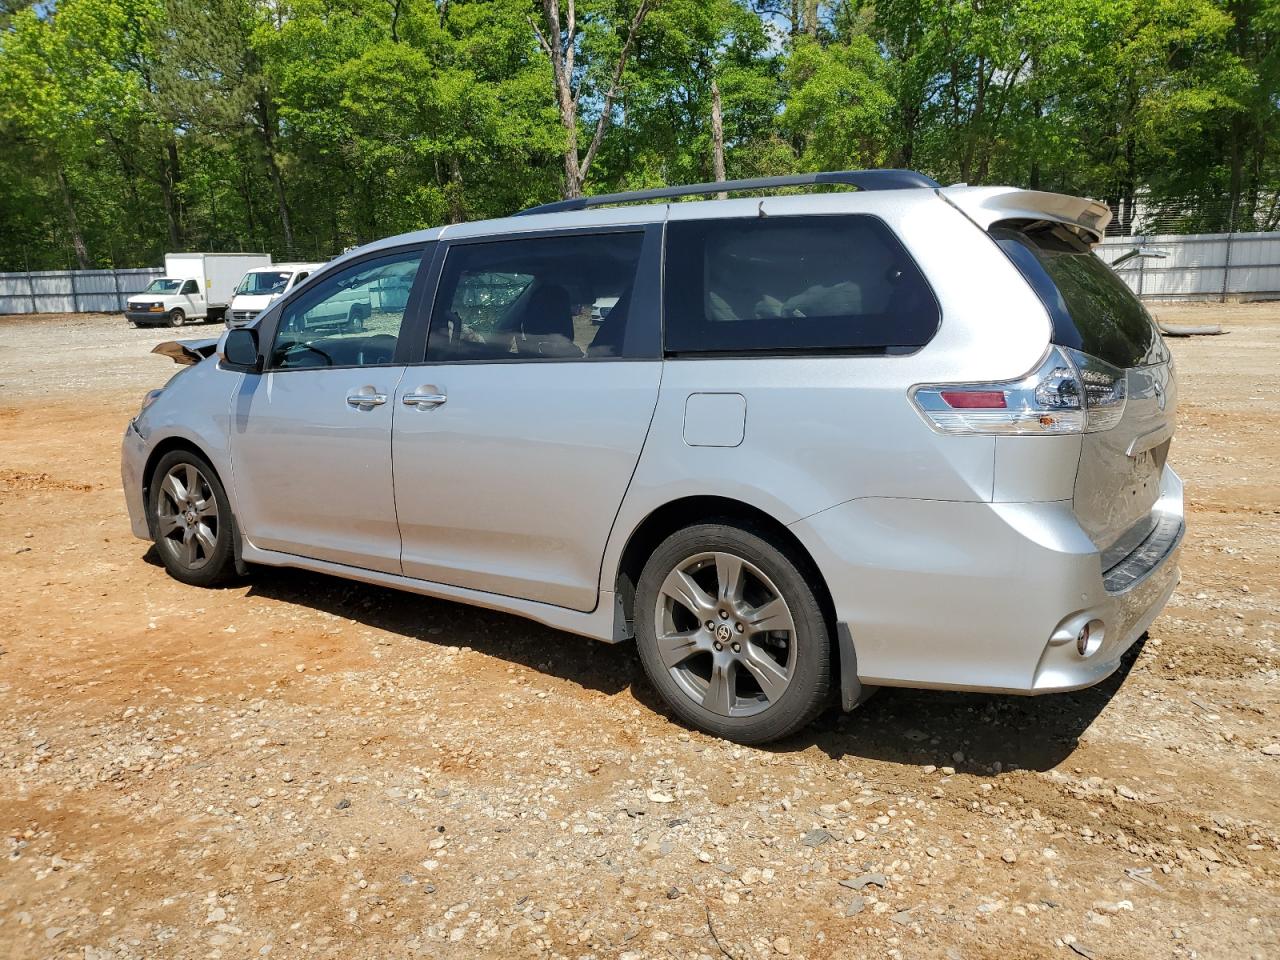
[[125, 252, 271, 327]]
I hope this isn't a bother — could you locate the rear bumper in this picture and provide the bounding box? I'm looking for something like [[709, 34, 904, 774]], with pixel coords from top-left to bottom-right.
[[792, 467, 1183, 696], [121, 421, 151, 540]]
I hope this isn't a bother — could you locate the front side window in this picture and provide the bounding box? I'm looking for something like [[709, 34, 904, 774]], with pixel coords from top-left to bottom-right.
[[664, 215, 940, 355], [144, 279, 181, 294], [270, 250, 422, 369], [427, 232, 644, 361], [180, 279, 198, 295]]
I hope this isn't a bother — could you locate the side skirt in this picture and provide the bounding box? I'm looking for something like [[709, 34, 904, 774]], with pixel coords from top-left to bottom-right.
[[239, 541, 622, 643]]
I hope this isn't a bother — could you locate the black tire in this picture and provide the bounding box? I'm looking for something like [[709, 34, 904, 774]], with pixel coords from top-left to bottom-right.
[[634, 521, 831, 744], [147, 449, 236, 587], [345, 304, 366, 333], [167, 308, 185, 328]]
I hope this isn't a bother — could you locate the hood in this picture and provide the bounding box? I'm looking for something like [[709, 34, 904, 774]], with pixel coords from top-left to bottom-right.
[[152, 338, 220, 366], [231, 293, 279, 310]]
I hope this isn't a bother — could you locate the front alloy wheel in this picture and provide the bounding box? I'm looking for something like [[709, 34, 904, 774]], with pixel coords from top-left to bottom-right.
[[156, 462, 219, 570], [147, 450, 236, 586]]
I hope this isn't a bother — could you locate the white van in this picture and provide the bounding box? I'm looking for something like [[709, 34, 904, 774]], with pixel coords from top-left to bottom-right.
[[226, 263, 323, 327], [126, 253, 270, 327]]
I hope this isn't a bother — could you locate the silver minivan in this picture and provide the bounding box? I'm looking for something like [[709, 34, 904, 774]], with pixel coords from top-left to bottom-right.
[[121, 170, 1182, 744]]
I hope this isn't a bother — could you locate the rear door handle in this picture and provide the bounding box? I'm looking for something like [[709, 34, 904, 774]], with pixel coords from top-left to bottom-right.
[[403, 389, 447, 408], [346, 391, 388, 408]]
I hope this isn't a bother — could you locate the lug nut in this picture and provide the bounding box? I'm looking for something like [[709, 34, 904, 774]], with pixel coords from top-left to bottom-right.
[[713, 641, 723, 651], [731, 642, 741, 653], [719, 610, 729, 620], [735, 622, 744, 633], [705, 620, 714, 630]]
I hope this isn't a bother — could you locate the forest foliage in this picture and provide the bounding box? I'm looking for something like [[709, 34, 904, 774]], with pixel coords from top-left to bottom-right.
[[0, 0, 1276, 269]]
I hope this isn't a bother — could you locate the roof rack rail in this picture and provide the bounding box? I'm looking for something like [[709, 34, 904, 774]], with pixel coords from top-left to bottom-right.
[[515, 169, 940, 217]]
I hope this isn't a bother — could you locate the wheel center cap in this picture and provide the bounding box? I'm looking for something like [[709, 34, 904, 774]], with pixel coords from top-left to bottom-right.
[[716, 623, 733, 643]]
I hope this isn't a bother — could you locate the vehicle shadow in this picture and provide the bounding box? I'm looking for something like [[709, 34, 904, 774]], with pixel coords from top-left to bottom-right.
[[240, 565, 640, 698], [178, 552, 1142, 772], [779, 636, 1149, 774]]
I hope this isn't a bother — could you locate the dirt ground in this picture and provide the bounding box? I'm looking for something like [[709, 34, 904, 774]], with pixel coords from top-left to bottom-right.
[[1, 304, 1277, 960]]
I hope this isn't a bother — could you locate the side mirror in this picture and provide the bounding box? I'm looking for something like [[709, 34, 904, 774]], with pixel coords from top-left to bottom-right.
[[221, 328, 263, 372]]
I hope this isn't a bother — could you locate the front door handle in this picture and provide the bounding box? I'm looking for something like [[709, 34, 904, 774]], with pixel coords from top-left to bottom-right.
[[403, 388, 447, 408], [346, 390, 388, 408]]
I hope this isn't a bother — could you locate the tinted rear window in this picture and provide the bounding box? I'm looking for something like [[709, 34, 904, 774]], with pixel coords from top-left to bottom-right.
[[663, 215, 939, 355], [992, 223, 1159, 368]]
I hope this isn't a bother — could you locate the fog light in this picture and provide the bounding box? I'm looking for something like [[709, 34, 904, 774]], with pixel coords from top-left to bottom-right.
[[1076, 619, 1105, 657]]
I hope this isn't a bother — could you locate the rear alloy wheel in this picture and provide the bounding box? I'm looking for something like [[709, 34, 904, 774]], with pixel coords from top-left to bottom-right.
[[147, 450, 236, 587], [635, 523, 831, 744], [167, 308, 185, 327]]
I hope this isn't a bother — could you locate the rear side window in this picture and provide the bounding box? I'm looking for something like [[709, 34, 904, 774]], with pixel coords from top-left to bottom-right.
[[663, 215, 939, 355], [992, 223, 1160, 368]]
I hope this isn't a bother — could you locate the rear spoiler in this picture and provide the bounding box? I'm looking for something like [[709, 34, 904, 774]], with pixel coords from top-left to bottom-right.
[[939, 186, 1112, 245], [152, 338, 220, 366]]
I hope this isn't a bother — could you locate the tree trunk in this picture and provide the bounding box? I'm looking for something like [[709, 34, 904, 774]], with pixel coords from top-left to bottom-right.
[[804, 0, 818, 37], [448, 155, 465, 224], [55, 165, 91, 269], [1029, 96, 1042, 190], [895, 95, 917, 167], [1227, 117, 1243, 232], [1245, 127, 1263, 228], [541, 0, 584, 198], [710, 76, 727, 199], [537, 0, 652, 200], [256, 98, 295, 255], [160, 138, 185, 249], [387, 0, 403, 42], [1122, 132, 1136, 235]]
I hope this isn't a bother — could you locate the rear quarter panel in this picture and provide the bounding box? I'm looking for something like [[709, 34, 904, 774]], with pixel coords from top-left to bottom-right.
[[602, 192, 1056, 588]]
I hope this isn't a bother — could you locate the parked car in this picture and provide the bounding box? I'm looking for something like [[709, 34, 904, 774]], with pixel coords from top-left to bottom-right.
[[226, 262, 324, 327], [126, 253, 271, 327], [121, 170, 1182, 744], [591, 296, 619, 324]]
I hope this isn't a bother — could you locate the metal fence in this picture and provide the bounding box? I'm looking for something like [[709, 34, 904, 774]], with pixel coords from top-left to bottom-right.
[[3, 232, 1277, 315], [0, 268, 164, 315], [1096, 231, 1280, 301]]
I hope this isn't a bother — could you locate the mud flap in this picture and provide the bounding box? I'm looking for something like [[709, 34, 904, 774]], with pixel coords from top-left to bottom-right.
[[231, 512, 249, 577], [837, 623, 863, 711]]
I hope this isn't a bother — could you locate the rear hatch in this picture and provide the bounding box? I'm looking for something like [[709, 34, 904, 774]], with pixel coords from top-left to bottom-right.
[[991, 221, 1175, 555]]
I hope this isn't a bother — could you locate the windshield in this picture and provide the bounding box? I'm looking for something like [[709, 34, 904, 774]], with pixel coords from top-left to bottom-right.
[[144, 279, 182, 294], [236, 271, 292, 296]]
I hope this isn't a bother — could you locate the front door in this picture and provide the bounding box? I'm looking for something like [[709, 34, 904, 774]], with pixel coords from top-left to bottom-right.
[[392, 228, 661, 611], [230, 247, 428, 572], [180, 278, 205, 318]]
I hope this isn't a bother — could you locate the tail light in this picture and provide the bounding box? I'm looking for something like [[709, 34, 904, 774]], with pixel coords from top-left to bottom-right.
[[911, 346, 1126, 436]]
